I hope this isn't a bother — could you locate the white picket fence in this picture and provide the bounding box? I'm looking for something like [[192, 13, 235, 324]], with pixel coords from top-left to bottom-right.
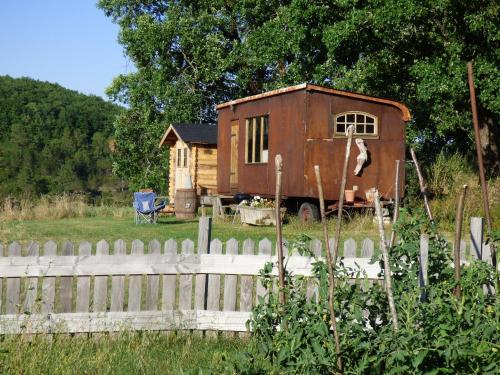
[[0, 217, 494, 335]]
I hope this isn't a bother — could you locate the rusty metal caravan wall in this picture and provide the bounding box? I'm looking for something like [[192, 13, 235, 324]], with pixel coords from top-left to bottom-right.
[[217, 84, 409, 206]]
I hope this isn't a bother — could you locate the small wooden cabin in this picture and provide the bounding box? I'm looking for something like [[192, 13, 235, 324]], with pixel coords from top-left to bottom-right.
[[216, 83, 411, 212], [159, 123, 218, 203]]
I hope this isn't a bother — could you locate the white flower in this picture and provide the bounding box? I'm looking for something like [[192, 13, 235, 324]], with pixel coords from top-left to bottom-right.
[[254, 196, 261, 200]]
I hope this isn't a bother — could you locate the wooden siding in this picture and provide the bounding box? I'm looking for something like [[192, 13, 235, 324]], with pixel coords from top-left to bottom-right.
[[168, 145, 176, 203], [195, 146, 218, 196], [168, 141, 217, 202]]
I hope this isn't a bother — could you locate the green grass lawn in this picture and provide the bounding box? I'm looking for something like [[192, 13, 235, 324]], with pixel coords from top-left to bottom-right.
[[0, 210, 385, 253], [0, 332, 245, 374]]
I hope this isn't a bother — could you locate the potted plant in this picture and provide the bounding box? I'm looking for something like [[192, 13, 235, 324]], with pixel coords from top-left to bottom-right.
[[239, 196, 286, 226]]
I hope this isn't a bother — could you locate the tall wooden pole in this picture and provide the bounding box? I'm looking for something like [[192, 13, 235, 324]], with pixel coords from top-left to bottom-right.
[[410, 148, 434, 225], [332, 125, 354, 264], [453, 185, 467, 299], [314, 165, 343, 372], [275, 154, 286, 305], [389, 160, 401, 247], [467, 61, 497, 279], [410, 149, 443, 245], [374, 190, 399, 331]]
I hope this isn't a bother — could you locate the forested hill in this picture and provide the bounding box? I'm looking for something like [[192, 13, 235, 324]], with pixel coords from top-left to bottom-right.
[[0, 75, 124, 197]]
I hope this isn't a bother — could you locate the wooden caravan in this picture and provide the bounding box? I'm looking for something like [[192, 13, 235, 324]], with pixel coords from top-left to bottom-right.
[[216, 83, 411, 216], [159, 123, 218, 203]]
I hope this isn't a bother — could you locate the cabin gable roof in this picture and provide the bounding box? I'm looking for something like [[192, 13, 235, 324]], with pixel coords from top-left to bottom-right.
[[159, 123, 217, 147]]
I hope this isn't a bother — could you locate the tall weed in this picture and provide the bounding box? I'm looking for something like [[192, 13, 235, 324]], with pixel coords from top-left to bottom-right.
[[407, 151, 500, 229], [0, 194, 131, 221], [427, 152, 472, 197]]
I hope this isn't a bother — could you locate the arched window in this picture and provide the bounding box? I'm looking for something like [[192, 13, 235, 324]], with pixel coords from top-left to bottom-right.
[[334, 112, 378, 137]]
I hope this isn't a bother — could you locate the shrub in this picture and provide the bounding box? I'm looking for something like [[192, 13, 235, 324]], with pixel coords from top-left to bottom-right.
[[227, 211, 499, 374]]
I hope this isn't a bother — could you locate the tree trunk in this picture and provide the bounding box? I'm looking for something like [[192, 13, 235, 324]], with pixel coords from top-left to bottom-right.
[[479, 112, 500, 177]]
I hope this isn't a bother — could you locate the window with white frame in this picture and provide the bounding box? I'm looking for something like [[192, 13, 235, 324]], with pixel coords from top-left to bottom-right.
[[246, 115, 269, 163], [177, 147, 189, 167], [177, 148, 182, 167], [334, 112, 378, 137]]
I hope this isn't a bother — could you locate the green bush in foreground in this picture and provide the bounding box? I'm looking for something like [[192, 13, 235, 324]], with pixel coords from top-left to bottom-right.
[[229, 210, 499, 374]]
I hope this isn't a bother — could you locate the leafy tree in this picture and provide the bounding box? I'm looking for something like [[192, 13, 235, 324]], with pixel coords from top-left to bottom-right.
[[0, 75, 124, 197], [99, 0, 499, 183]]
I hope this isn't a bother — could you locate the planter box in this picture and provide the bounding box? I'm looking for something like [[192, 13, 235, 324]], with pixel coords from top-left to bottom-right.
[[239, 206, 286, 226]]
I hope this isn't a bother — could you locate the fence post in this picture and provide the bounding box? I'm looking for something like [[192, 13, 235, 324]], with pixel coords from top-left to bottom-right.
[[470, 217, 484, 260], [197, 217, 212, 310], [42, 241, 57, 314], [198, 217, 212, 254], [110, 240, 126, 312], [240, 239, 254, 323], [6, 242, 21, 314], [76, 241, 92, 313], [179, 240, 194, 310], [419, 234, 429, 302], [0, 244, 3, 314], [162, 239, 178, 311], [147, 240, 161, 310], [224, 239, 238, 336], [128, 240, 144, 312], [59, 241, 74, 313], [24, 241, 39, 314]]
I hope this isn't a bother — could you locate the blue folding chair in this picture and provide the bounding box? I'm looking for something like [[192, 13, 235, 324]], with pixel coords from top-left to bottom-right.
[[133, 192, 166, 224]]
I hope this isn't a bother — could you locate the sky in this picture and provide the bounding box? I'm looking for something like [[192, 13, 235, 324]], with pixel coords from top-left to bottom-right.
[[0, 0, 132, 100]]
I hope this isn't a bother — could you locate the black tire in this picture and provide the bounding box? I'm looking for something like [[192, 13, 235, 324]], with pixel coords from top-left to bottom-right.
[[298, 202, 320, 223]]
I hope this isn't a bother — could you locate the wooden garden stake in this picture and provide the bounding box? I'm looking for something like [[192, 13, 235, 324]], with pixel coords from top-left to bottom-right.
[[453, 185, 468, 299], [410, 148, 434, 225], [333, 125, 354, 264], [467, 61, 497, 286], [389, 160, 401, 247], [419, 234, 429, 302], [374, 190, 399, 331], [314, 165, 343, 373], [275, 154, 286, 305]]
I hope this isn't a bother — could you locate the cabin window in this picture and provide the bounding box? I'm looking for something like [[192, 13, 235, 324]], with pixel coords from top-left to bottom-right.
[[334, 112, 378, 137], [245, 115, 269, 163], [177, 147, 188, 167]]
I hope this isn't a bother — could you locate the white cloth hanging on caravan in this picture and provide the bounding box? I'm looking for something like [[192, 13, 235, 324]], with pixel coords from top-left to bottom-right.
[[354, 138, 368, 176]]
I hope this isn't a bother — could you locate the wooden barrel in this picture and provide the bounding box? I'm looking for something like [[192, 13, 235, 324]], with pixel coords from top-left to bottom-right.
[[175, 189, 197, 219]]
